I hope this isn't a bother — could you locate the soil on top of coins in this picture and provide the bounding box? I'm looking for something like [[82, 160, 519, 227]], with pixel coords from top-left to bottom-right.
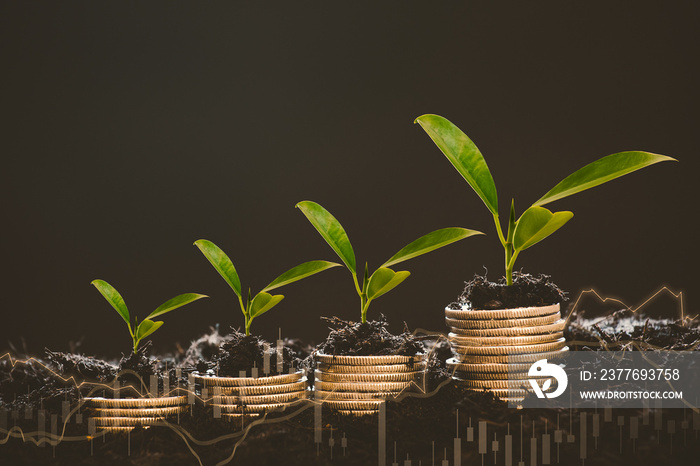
[[450, 271, 567, 310], [204, 328, 304, 376], [316, 315, 423, 357]]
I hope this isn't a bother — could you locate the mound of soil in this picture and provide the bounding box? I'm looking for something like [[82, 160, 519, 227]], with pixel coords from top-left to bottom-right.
[[451, 271, 567, 310], [0, 356, 57, 406], [211, 329, 299, 376], [316, 315, 423, 356], [45, 349, 118, 382], [113, 343, 159, 392], [1, 353, 83, 417], [566, 309, 700, 351]]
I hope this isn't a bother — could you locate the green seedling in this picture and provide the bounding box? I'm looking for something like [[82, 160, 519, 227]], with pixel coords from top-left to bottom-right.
[[296, 200, 483, 323], [194, 239, 340, 335], [91, 279, 207, 353], [415, 114, 676, 285]]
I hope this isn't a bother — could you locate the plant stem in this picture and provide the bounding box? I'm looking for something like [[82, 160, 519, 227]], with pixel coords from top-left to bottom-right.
[[504, 244, 512, 283], [360, 296, 366, 323], [495, 212, 518, 284], [361, 299, 371, 324], [506, 250, 519, 286], [239, 296, 250, 335]]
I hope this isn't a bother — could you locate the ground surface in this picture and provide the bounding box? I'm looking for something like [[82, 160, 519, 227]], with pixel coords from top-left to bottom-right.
[[1, 309, 698, 465]]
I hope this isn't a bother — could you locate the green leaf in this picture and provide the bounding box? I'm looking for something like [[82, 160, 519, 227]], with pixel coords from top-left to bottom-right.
[[367, 267, 411, 301], [362, 262, 369, 293], [262, 260, 341, 292], [91, 279, 130, 327], [245, 288, 253, 317], [249, 292, 285, 318], [534, 151, 677, 207], [194, 239, 242, 298], [296, 201, 357, 274], [513, 207, 574, 252], [382, 227, 483, 268], [146, 293, 208, 320], [415, 114, 499, 215], [135, 319, 164, 341], [507, 199, 516, 242]]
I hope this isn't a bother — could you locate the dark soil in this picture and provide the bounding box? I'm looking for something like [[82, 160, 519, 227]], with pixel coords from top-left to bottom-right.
[[204, 328, 299, 376], [2, 314, 699, 465], [316, 315, 423, 357], [45, 350, 118, 383], [451, 271, 567, 310], [565, 308, 700, 351], [117, 343, 158, 384]]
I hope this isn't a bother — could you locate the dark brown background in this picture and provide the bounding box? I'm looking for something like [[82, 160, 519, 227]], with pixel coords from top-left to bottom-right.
[[1, 2, 696, 358]]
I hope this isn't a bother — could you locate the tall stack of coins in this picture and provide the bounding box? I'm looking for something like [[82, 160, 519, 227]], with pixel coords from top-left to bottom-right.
[[314, 353, 427, 416], [85, 395, 188, 432], [196, 371, 307, 419], [445, 303, 568, 402]]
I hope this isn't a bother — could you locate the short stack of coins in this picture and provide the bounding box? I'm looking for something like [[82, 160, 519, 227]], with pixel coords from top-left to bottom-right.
[[85, 395, 188, 432], [445, 303, 568, 403], [196, 371, 307, 419], [314, 353, 427, 416]]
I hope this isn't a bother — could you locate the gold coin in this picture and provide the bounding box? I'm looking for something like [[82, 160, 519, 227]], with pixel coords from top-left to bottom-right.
[[217, 380, 308, 396], [314, 380, 412, 393], [211, 401, 304, 413], [97, 426, 137, 432], [454, 347, 569, 364], [315, 370, 422, 383], [453, 377, 548, 389], [450, 320, 566, 337], [314, 390, 388, 401], [94, 406, 187, 417], [446, 313, 561, 329], [314, 353, 427, 365], [452, 338, 567, 355], [196, 371, 304, 387], [322, 400, 384, 411], [336, 409, 377, 416], [451, 371, 531, 380], [445, 303, 559, 320], [445, 359, 533, 373], [93, 416, 163, 427], [448, 332, 564, 346], [214, 391, 307, 405], [84, 396, 187, 408], [317, 362, 426, 373], [221, 413, 260, 419]]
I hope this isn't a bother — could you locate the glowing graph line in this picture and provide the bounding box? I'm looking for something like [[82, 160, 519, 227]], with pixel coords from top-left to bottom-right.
[[569, 286, 692, 324]]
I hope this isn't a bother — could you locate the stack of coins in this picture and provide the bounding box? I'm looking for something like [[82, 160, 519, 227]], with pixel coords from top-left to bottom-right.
[[445, 303, 568, 402], [196, 371, 307, 419], [314, 353, 426, 416], [85, 395, 188, 432]]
